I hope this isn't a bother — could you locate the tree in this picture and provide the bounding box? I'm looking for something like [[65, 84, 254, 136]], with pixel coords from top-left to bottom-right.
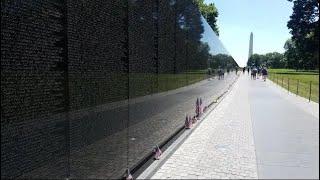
[[247, 52, 288, 69], [195, 0, 219, 35], [287, 0, 319, 69], [247, 54, 264, 67], [284, 39, 301, 70], [264, 52, 285, 68]]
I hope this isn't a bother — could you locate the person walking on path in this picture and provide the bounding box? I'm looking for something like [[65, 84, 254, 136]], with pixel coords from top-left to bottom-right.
[[218, 67, 224, 80], [257, 67, 261, 79], [251, 67, 257, 80], [262, 67, 268, 81]]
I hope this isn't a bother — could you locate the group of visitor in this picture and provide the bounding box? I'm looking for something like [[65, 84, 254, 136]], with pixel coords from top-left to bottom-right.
[[206, 66, 267, 81], [248, 66, 268, 81]]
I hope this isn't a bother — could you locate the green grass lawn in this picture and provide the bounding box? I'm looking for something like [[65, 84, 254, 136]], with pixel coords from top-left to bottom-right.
[[268, 69, 319, 103]]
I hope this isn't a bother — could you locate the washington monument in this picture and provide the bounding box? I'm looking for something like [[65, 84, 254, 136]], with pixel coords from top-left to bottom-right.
[[248, 32, 253, 60]]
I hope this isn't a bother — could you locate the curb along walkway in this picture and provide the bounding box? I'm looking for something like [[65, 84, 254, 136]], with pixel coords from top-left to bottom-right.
[[142, 74, 319, 179], [149, 75, 258, 179]]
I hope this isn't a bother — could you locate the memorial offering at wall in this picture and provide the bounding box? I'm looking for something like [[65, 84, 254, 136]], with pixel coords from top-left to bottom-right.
[[1, 0, 238, 179]]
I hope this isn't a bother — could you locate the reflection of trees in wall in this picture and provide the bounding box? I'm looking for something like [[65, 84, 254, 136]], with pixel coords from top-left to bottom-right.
[[175, 0, 206, 73], [209, 54, 237, 70], [130, 0, 207, 74], [194, 0, 219, 35], [1, 0, 236, 179]]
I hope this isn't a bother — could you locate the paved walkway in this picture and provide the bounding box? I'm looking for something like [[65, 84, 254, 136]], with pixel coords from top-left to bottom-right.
[[249, 76, 319, 179], [147, 74, 319, 179]]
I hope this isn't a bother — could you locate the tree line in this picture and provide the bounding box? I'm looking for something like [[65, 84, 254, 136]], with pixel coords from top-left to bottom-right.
[[247, 52, 286, 69], [247, 0, 319, 70]]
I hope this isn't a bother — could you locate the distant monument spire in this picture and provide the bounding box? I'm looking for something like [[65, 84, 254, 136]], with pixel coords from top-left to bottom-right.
[[248, 32, 253, 60]]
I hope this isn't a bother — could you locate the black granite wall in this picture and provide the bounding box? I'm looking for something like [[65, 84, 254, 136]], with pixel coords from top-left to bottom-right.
[[1, 0, 68, 178], [1, 0, 238, 179]]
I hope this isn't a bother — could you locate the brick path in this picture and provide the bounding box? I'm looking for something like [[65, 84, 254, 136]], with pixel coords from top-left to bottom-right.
[[151, 75, 258, 179]]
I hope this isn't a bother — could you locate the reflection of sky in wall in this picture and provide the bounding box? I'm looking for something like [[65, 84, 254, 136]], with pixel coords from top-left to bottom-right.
[[200, 16, 230, 56]]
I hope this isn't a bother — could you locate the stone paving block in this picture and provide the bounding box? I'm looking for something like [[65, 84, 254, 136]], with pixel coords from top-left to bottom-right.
[[151, 76, 258, 179]]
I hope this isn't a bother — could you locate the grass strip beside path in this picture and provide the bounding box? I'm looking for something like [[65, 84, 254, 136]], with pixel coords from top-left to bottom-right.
[[268, 69, 319, 103]]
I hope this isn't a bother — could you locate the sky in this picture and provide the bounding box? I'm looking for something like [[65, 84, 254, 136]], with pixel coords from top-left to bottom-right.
[[204, 0, 294, 67]]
